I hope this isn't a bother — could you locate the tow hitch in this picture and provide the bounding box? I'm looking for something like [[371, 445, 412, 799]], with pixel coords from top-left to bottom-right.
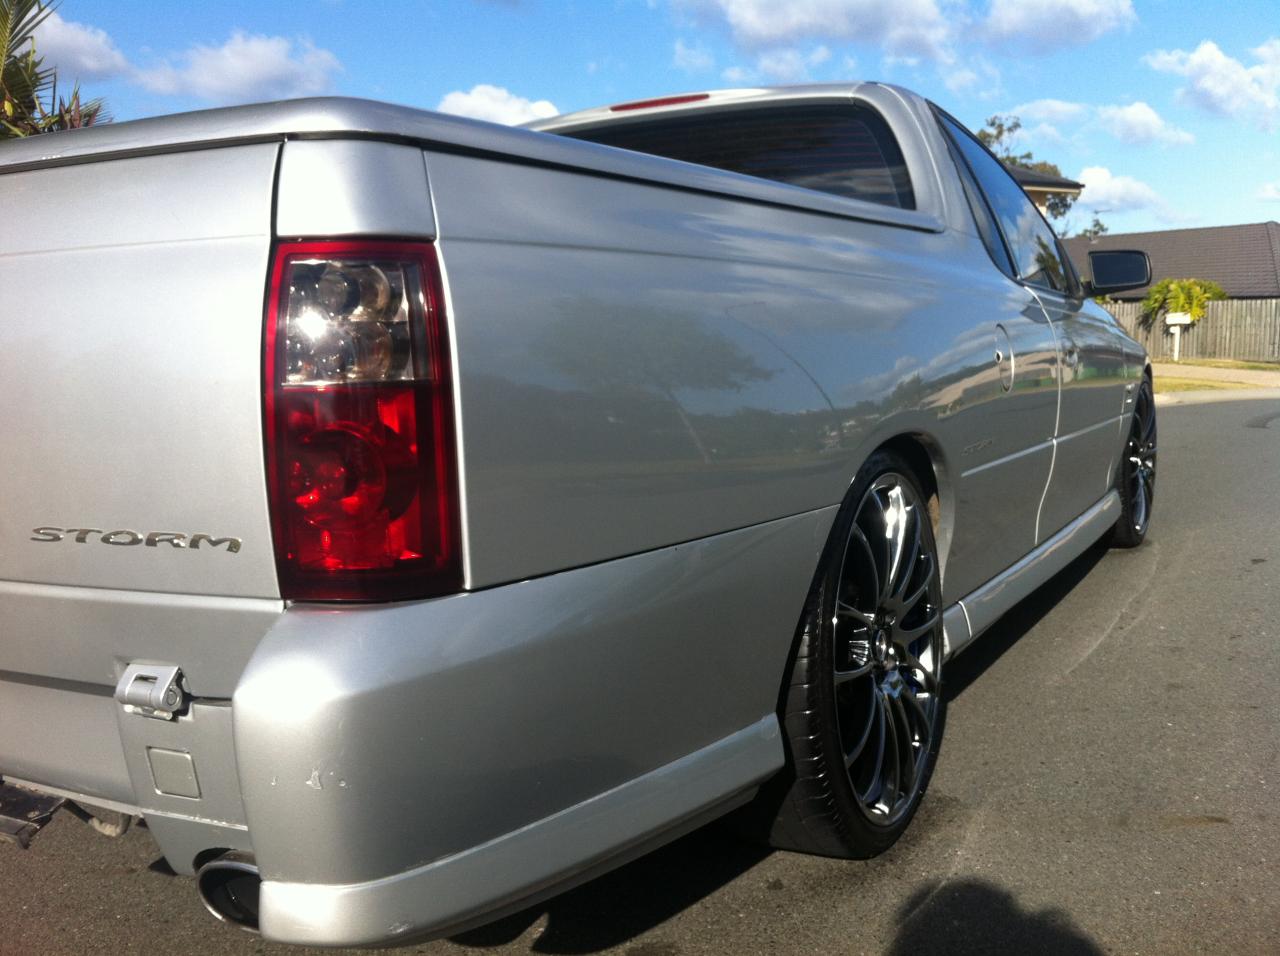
[[0, 779, 65, 848]]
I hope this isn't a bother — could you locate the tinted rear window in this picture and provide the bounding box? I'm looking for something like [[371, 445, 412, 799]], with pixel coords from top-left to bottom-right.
[[566, 105, 915, 210]]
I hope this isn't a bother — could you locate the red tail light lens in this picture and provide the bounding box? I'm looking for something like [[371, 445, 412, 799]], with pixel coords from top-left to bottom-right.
[[264, 240, 461, 602]]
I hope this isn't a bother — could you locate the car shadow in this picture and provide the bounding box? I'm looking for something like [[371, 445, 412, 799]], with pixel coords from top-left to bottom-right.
[[888, 877, 1104, 955], [449, 823, 771, 953], [944, 539, 1110, 701]]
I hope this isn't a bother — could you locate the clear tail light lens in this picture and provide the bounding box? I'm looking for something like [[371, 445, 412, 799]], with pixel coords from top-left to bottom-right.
[[264, 240, 461, 602]]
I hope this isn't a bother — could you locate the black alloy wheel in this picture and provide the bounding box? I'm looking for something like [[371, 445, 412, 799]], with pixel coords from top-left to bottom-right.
[[760, 449, 945, 858], [1112, 378, 1157, 548]]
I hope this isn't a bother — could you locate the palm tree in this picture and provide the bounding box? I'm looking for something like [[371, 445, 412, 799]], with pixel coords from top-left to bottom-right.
[[2, 0, 106, 139]]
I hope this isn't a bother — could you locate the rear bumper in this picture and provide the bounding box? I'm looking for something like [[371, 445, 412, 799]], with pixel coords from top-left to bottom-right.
[[258, 718, 777, 946], [0, 509, 828, 945]]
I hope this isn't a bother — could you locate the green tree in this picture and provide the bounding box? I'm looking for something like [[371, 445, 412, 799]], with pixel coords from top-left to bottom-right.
[[2, 0, 105, 139], [977, 113, 1077, 223], [1140, 278, 1226, 327], [1075, 215, 1109, 240]]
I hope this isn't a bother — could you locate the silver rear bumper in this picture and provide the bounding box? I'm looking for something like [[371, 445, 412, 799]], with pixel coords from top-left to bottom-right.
[[1, 509, 826, 944], [259, 718, 778, 945]]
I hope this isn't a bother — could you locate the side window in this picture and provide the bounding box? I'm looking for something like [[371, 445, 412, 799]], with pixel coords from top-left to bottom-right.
[[942, 132, 1014, 277], [937, 113, 1068, 293], [566, 104, 915, 210]]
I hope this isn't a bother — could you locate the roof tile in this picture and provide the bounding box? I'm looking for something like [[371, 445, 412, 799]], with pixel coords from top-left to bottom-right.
[[1063, 221, 1280, 299]]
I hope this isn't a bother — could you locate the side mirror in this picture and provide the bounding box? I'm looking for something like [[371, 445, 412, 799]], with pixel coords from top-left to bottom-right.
[[1084, 249, 1151, 296]]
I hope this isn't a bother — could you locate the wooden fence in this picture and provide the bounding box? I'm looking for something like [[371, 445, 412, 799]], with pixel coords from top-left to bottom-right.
[[1103, 299, 1280, 362]]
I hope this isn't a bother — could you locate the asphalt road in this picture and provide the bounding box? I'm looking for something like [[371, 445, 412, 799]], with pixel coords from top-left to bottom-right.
[[3, 393, 1278, 956]]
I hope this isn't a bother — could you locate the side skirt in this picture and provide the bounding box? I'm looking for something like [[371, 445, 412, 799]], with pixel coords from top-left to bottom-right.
[[941, 490, 1120, 660]]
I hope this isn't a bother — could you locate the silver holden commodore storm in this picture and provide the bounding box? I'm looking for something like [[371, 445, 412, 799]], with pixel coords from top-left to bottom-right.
[[0, 82, 1155, 946]]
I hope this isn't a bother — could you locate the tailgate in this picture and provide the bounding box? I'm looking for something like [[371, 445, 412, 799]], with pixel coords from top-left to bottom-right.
[[0, 144, 284, 699]]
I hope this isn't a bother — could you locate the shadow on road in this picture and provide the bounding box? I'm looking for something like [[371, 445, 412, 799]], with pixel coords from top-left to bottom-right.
[[451, 824, 771, 953], [944, 539, 1110, 701], [889, 877, 1103, 955]]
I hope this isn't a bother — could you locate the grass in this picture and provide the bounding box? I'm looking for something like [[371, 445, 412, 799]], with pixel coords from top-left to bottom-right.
[[1165, 358, 1280, 372], [1154, 378, 1255, 393]]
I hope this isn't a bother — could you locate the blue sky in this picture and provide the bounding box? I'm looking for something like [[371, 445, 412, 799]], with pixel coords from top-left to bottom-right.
[[32, 0, 1280, 235]]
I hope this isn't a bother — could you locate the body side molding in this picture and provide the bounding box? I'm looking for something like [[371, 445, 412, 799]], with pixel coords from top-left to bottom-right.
[[944, 490, 1120, 659]]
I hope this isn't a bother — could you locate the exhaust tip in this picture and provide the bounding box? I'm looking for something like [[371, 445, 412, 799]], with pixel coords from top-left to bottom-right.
[[196, 850, 260, 933]]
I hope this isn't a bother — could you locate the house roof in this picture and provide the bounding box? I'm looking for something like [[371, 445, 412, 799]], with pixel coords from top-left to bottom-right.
[[1006, 165, 1084, 194], [1063, 221, 1280, 299]]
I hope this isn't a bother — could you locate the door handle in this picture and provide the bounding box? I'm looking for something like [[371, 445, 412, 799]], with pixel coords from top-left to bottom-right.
[[1064, 347, 1080, 369]]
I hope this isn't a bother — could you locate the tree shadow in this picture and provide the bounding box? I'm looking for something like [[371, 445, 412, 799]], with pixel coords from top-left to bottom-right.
[[889, 877, 1103, 955], [945, 539, 1110, 701], [450, 822, 771, 954]]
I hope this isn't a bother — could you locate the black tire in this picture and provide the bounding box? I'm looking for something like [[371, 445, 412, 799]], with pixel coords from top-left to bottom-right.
[[1111, 378, 1157, 548], [756, 449, 946, 859]]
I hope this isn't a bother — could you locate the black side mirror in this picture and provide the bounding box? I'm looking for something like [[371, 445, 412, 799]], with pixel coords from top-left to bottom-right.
[[1084, 249, 1151, 296]]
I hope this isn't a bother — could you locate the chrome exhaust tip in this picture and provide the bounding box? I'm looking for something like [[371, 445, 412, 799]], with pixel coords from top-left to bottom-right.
[[196, 850, 261, 933]]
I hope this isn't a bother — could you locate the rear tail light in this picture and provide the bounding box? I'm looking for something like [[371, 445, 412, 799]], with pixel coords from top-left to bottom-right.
[[264, 240, 461, 602]]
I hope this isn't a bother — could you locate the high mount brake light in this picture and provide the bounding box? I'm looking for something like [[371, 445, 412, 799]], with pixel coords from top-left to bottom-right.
[[264, 240, 461, 602], [608, 93, 710, 112]]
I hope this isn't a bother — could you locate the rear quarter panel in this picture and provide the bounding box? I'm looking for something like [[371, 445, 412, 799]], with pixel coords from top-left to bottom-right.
[[429, 149, 1047, 601]]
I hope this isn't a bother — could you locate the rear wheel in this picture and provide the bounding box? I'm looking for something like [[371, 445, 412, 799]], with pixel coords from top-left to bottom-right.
[[1111, 379, 1156, 548], [763, 450, 945, 858]]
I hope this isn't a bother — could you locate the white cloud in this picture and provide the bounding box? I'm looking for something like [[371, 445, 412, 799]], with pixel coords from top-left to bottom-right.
[[1096, 101, 1194, 145], [943, 57, 1000, 98], [679, 0, 951, 61], [944, 67, 979, 93], [1146, 39, 1280, 128], [756, 45, 830, 81], [33, 12, 128, 81], [1076, 165, 1163, 212], [135, 32, 341, 104], [436, 84, 558, 124], [673, 38, 715, 72], [1259, 182, 1280, 201], [1025, 121, 1065, 144], [986, 0, 1135, 53], [1012, 98, 1087, 123], [715, 45, 830, 84]]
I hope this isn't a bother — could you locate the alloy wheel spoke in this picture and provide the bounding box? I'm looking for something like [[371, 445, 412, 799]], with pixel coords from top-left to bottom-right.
[[849, 526, 881, 614], [897, 609, 941, 644], [843, 687, 878, 767], [902, 687, 933, 750], [878, 694, 901, 811], [855, 691, 889, 799], [891, 696, 919, 798], [836, 599, 875, 627], [899, 554, 933, 615], [899, 647, 938, 693], [862, 489, 895, 606], [835, 661, 875, 685], [892, 506, 921, 603]]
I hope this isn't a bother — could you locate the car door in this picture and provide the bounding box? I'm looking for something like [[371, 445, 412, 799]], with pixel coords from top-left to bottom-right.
[[934, 114, 1061, 595], [1032, 282, 1130, 538], [938, 112, 1135, 549]]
